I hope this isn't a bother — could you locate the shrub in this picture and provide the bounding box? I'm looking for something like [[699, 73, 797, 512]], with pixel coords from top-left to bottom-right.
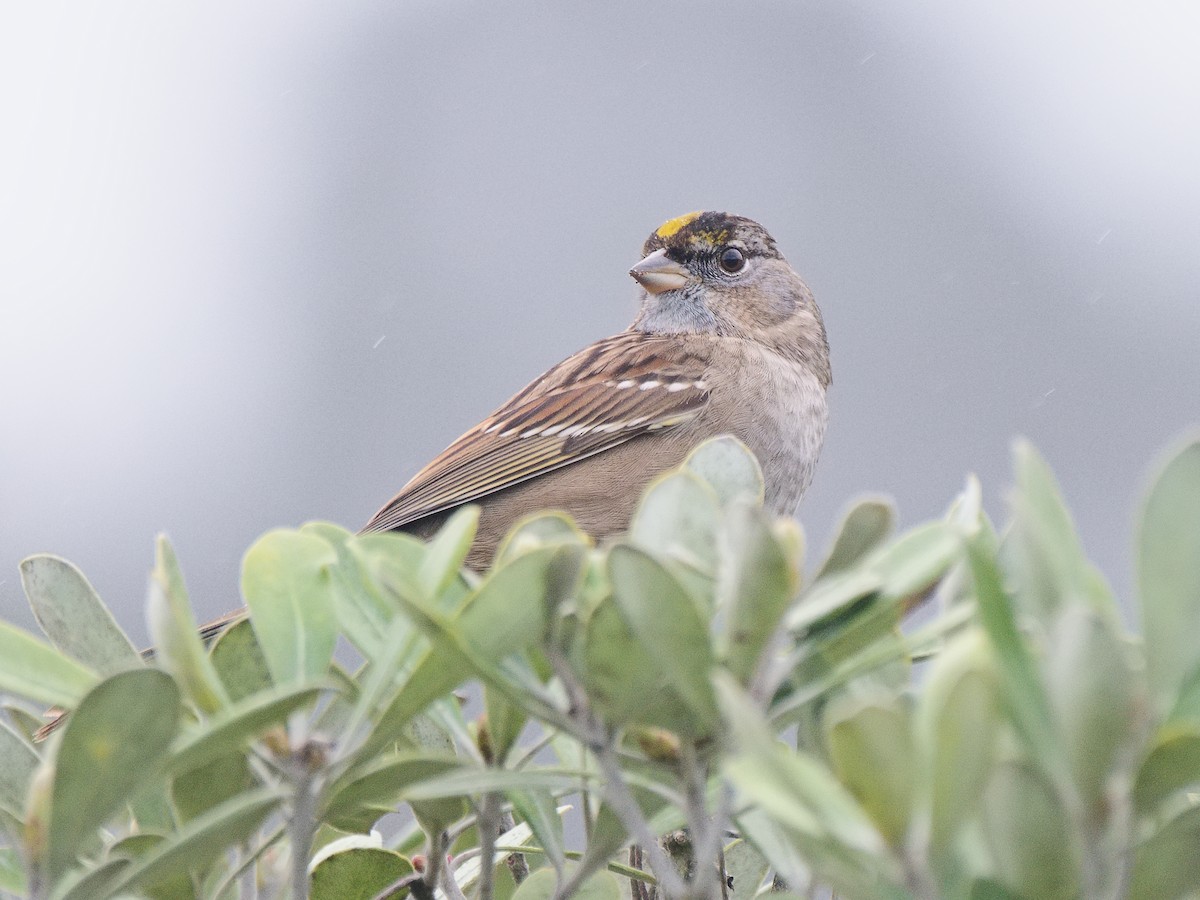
[[1, 434, 1198, 900]]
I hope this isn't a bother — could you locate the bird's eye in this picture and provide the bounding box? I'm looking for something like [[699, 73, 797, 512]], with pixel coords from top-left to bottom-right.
[[718, 247, 746, 274]]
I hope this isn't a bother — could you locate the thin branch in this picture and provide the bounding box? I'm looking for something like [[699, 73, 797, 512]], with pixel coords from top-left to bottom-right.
[[477, 791, 501, 900]]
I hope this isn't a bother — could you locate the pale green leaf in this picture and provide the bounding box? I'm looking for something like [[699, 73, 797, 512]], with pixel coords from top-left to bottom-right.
[[147, 535, 228, 714], [47, 669, 181, 880], [816, 497, 896, 579], [1137, 437, 1200, 718], [0, 622, 96, 709], [20, 555, 140, 674], [683, 435, 765, 506], [242, 529, 338, 684]]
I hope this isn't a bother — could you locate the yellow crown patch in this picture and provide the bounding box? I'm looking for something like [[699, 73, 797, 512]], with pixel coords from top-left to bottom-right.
[[654, 211, 704, 239]]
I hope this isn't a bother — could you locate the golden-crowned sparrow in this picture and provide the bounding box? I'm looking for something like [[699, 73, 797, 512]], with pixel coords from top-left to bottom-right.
[[362, 210, 830, 569], [34, 212, 829, 739]]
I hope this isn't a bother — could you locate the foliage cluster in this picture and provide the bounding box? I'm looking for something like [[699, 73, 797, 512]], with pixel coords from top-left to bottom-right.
[[1, 434, 1199, 900]]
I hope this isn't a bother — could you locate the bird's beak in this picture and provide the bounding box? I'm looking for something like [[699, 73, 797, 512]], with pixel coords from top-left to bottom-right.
[[630, 248, 689, 295]]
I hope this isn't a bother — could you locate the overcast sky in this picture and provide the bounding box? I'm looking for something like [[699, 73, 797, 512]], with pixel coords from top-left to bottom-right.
[[2, 1, 1198, 641]]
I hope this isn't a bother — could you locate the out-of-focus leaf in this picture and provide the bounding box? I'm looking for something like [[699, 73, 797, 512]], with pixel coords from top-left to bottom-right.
[[242, 529, 338, 684], [1137, 437, 1200, 718], [208, 618, 273, 702], [608, 543, 719, 734], [1003, 440, 1095, 623], [4, 703, 45, 743], [310, 846, 412, 900], [629, 469, 721, 574], [417, 505, 480, 603], [168, 682, 324, 775], [868, 521, 960, 603], [683, 435, 764, 506], [917, 631, 1000, 863], [496, 512, 590, 567], [1133, 727, 1200, 814], [718, 501, 800, 685], [981, 760, 1078, 900], [511, 867, 620, 900], [717, 675, 888, 858], [20, 555, 140, 674], [722, 838, 771, 898], [103, 833, 194, 900], [100, 787, 283, 897], [46, 669, 181, 881], [580, 594, 693, 734], [51, 857, 130, 900], [172, 751, 250, 824], [815, 497, 896, 579], [302, 522, 394, 656], [0, 622, 95, 709], [0, 719, 38, 819], [1128, 801, 1200, 900], [509, 790, 565, 877], [786, 570, 884, 634], [0, 848, 25, 896], [147, 536, 228, 714], [825, 696, 915, 846], [967, 534, 1065, 784], [482, 683, 525, 765], [325, 755, 464, 835], [968, 879, 1025, 900], [1044, 605, 1139, 808], [366, 544, 579, 752]]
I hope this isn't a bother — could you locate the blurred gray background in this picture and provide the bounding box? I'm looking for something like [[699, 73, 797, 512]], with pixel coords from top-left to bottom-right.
[[2, 1, 1197, 641]]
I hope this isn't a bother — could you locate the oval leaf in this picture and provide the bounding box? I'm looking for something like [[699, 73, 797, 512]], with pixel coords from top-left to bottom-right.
[[242, 529, 339, 684], [20, 555, 140, 674], [47, 669, 181, 880]]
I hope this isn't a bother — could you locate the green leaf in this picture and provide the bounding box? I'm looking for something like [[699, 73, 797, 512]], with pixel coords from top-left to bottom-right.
[[1043, 606, 1139, 808], [20, 555, 140, 674], [816, 497, 896, 579], [917, 631, 1000, 863], [0, 719, 39, 819], [718, 500, 800, 684], [147, 535, 228, 714], [242, 529, 338, 684], [100, 787, 283, 897], [1137, 436, 1200, 718], [172, 751, 251, 823], [717, 674, 887, 857], [509, 790, 565, 876], [325, 754, 465, 835], [511, 867, 620, 900], [0, 848, 26, 896], [46, 669, 181, 881], [683, 435, 765, 506], [967, 534, 1065, 784], [1133, 726, 1200, 814], [1003, 440, 1092, 622], [0, 621, 96, 708], [208, 618, 273, 702], [608, 544, 719, 734], [630, 469, 721, 574], [367, 544, 579, 748], [302, 522, 395, 656], [310, 846, 413, 900], [167, 682, 325, 775], [721, 838, 771, 899], [868, 520, 961, 603], [418, 505, 480, 601], [981, 761, 1078, 900], [495, 512, 591, 566], [1129, 801, 1200, 900], [825, 696, 915, 845], [580, 596, 694, 734]]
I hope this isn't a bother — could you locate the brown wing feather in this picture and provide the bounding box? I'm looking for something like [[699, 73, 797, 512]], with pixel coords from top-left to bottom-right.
[[361, 331, 712, 533]]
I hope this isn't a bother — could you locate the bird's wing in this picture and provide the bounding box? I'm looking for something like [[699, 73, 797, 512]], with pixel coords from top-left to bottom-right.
[[360, 331, 712, 532]]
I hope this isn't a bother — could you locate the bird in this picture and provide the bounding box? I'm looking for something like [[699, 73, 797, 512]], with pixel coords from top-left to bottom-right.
[[34, 211, 830, 740], [360, 210, 830, 568]]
